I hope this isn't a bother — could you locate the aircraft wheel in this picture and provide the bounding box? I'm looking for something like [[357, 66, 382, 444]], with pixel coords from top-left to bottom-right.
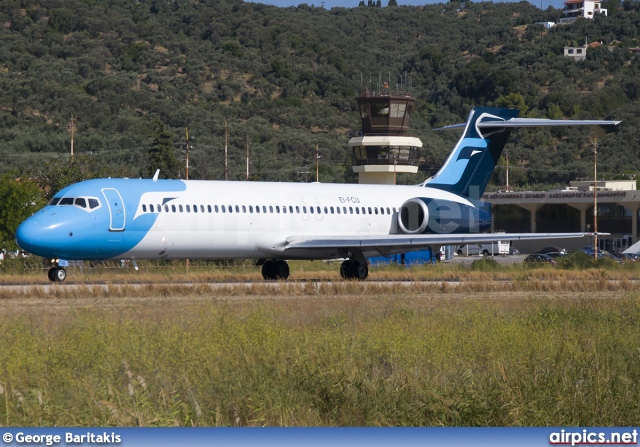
[[47, 268, 55, 282], [261, 260, 276, 280], [354, 262, 368, 281], [340, 260, 352, 279], [50, 267, 66, 282], [274, 260, 289, 280]]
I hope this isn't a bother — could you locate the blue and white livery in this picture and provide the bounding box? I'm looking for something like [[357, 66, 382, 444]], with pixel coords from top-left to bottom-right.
[[15, 108, 619, 281]]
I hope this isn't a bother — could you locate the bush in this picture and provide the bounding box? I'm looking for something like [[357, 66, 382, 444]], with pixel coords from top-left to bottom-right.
[[470, 257, 500, 271]]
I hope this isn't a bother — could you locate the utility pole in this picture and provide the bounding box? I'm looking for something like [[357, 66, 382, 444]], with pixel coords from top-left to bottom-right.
[[593, 138, 598, 261], [69, 115, 76, 157], [185, 128, 189, 180], [246, 135, 250, 180], [315, 143, 320, 182], [505, 149, 509, 192], [224, 119, 228, 181]]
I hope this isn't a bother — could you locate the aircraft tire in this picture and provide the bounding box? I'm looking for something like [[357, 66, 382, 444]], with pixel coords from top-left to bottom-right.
[[261, 260, 276, 280], [340, 260, 353, 280], [52, 267, 66, 282], [274, 260, 289, 280], [354, 262, 368, 281], [47, 268, 55, 282]]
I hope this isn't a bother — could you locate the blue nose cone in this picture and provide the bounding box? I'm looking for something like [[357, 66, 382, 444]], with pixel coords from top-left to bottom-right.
[[15, 216, 53, 258]]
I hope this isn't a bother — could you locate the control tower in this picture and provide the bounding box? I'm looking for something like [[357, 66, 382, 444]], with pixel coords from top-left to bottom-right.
[[350, 83, 422, 184]]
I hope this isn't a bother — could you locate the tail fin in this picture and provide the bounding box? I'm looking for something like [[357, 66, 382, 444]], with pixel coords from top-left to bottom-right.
[[425, 107, 519, 199]]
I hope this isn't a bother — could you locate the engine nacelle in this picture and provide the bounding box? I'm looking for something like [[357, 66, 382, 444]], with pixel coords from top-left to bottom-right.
[[397, 198, 429, 234], [397, 197, 491, 235]]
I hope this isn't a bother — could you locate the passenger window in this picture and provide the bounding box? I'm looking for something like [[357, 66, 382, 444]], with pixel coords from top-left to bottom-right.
[[393, 208, 397, 214], [349, 207, 353, 214], [386, 207, 391, 214], [276, 206, 280, 213], [49, 197, 61, 206], [343, 207, 347, 214], [142, 204, 147, 212], [179, 205, 184, 212], [242, 205, 246, 213], [59, 198, 74, 205], [156, 204, 161, 212], [296, 206, 300, 213], [324, 207, 328, 214], [235, 205, 239, 213], [229, 205, 233, 213], [362, 207, 366, 214], [374, 207, 378, 215], [269, 206, 273, 213], [150, 204, 154, 212], [310, 207, 314, 214], [316, 206, 321, 214], [330, 206, 334, 214], [214, 205, 218, 213], [282, 206, 287, 214], [368, 207, 372, 214], [164, 205, 169, 212], [249, 205, 253, 213], [356, 207, 360, 214], [337, 207, 341, 214], [221, 205, 225, 213], [289, 206, 293, 213], [193, 205, 198, 213], [172, 205, 176, 212], [75, 198, 87, 208], [186, 205, 190, 212], [303, 206, 307, 213], [256, 206, 260, 213], [263, 206, 267, 213]]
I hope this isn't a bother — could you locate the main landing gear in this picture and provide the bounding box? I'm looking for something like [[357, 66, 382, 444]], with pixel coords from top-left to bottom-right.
[[261, 259, 290, 280], [340, 259, 368, 281], [47, 267, 66, 282]]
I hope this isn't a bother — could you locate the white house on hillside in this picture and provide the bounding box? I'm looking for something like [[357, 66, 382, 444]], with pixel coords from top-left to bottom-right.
[[560, 0, 607, 24]]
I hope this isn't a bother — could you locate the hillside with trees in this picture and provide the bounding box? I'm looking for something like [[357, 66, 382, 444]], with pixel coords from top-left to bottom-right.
[[1, 0, 640, 191]]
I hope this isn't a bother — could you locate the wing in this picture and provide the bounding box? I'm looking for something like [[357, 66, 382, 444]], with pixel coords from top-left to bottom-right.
[[284, 232, 604, 258]]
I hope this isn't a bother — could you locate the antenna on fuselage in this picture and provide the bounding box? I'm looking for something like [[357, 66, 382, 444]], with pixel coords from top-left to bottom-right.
[[153, 169, 160, 182]]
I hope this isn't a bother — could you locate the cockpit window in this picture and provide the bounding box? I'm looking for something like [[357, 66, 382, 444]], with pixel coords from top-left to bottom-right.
[[52, 196, 101, 212]]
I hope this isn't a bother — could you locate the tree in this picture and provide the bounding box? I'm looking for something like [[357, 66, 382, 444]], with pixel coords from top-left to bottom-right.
[[0, 175, 46, 250], [147, 121, 183, 179], [388, 0, 398, 5]]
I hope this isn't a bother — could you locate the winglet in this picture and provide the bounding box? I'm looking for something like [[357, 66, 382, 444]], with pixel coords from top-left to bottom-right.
[[153, 169, 160, 182]]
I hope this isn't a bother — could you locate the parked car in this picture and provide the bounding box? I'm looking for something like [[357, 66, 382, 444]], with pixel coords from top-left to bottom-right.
[[543, 251, 567, 259], [524, 253, 556, 264], [509, 247, 521, 255], [614, 253, 640, 262], [537, 246, 567, 255]]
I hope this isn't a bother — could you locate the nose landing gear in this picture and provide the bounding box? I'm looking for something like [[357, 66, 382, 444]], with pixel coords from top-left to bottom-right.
[[47, 267, 67, 282]]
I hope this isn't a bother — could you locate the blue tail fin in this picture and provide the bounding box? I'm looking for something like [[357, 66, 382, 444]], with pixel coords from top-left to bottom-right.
[[425, 108, 520, 199]]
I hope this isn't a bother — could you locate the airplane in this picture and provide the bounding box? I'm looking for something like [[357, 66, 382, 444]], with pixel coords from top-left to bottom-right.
[[15, 107, 619, 282]]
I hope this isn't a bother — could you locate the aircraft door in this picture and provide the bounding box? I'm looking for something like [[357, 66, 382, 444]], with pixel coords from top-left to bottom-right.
[[102, 188, 126, 231]]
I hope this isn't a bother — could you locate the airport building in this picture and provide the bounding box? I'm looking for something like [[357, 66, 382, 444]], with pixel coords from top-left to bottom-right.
[[484, 180, 639, 253]]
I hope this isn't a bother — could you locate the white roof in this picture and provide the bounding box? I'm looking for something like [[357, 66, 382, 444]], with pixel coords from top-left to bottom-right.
[[348, 136, 423, 147]]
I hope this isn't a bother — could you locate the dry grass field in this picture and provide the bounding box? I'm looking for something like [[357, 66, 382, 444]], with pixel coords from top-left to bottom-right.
[[1, 260, 639, 427]]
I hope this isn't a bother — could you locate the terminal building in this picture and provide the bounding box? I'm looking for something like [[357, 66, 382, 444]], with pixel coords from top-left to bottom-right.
[[484, 180, 639, 253]]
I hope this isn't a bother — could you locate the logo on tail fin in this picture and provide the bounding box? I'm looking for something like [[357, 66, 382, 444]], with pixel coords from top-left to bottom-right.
[[425, 108, 520, 199]]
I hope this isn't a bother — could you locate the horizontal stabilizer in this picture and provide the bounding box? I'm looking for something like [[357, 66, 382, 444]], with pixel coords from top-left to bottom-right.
[[434, 117, 621, 131]]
